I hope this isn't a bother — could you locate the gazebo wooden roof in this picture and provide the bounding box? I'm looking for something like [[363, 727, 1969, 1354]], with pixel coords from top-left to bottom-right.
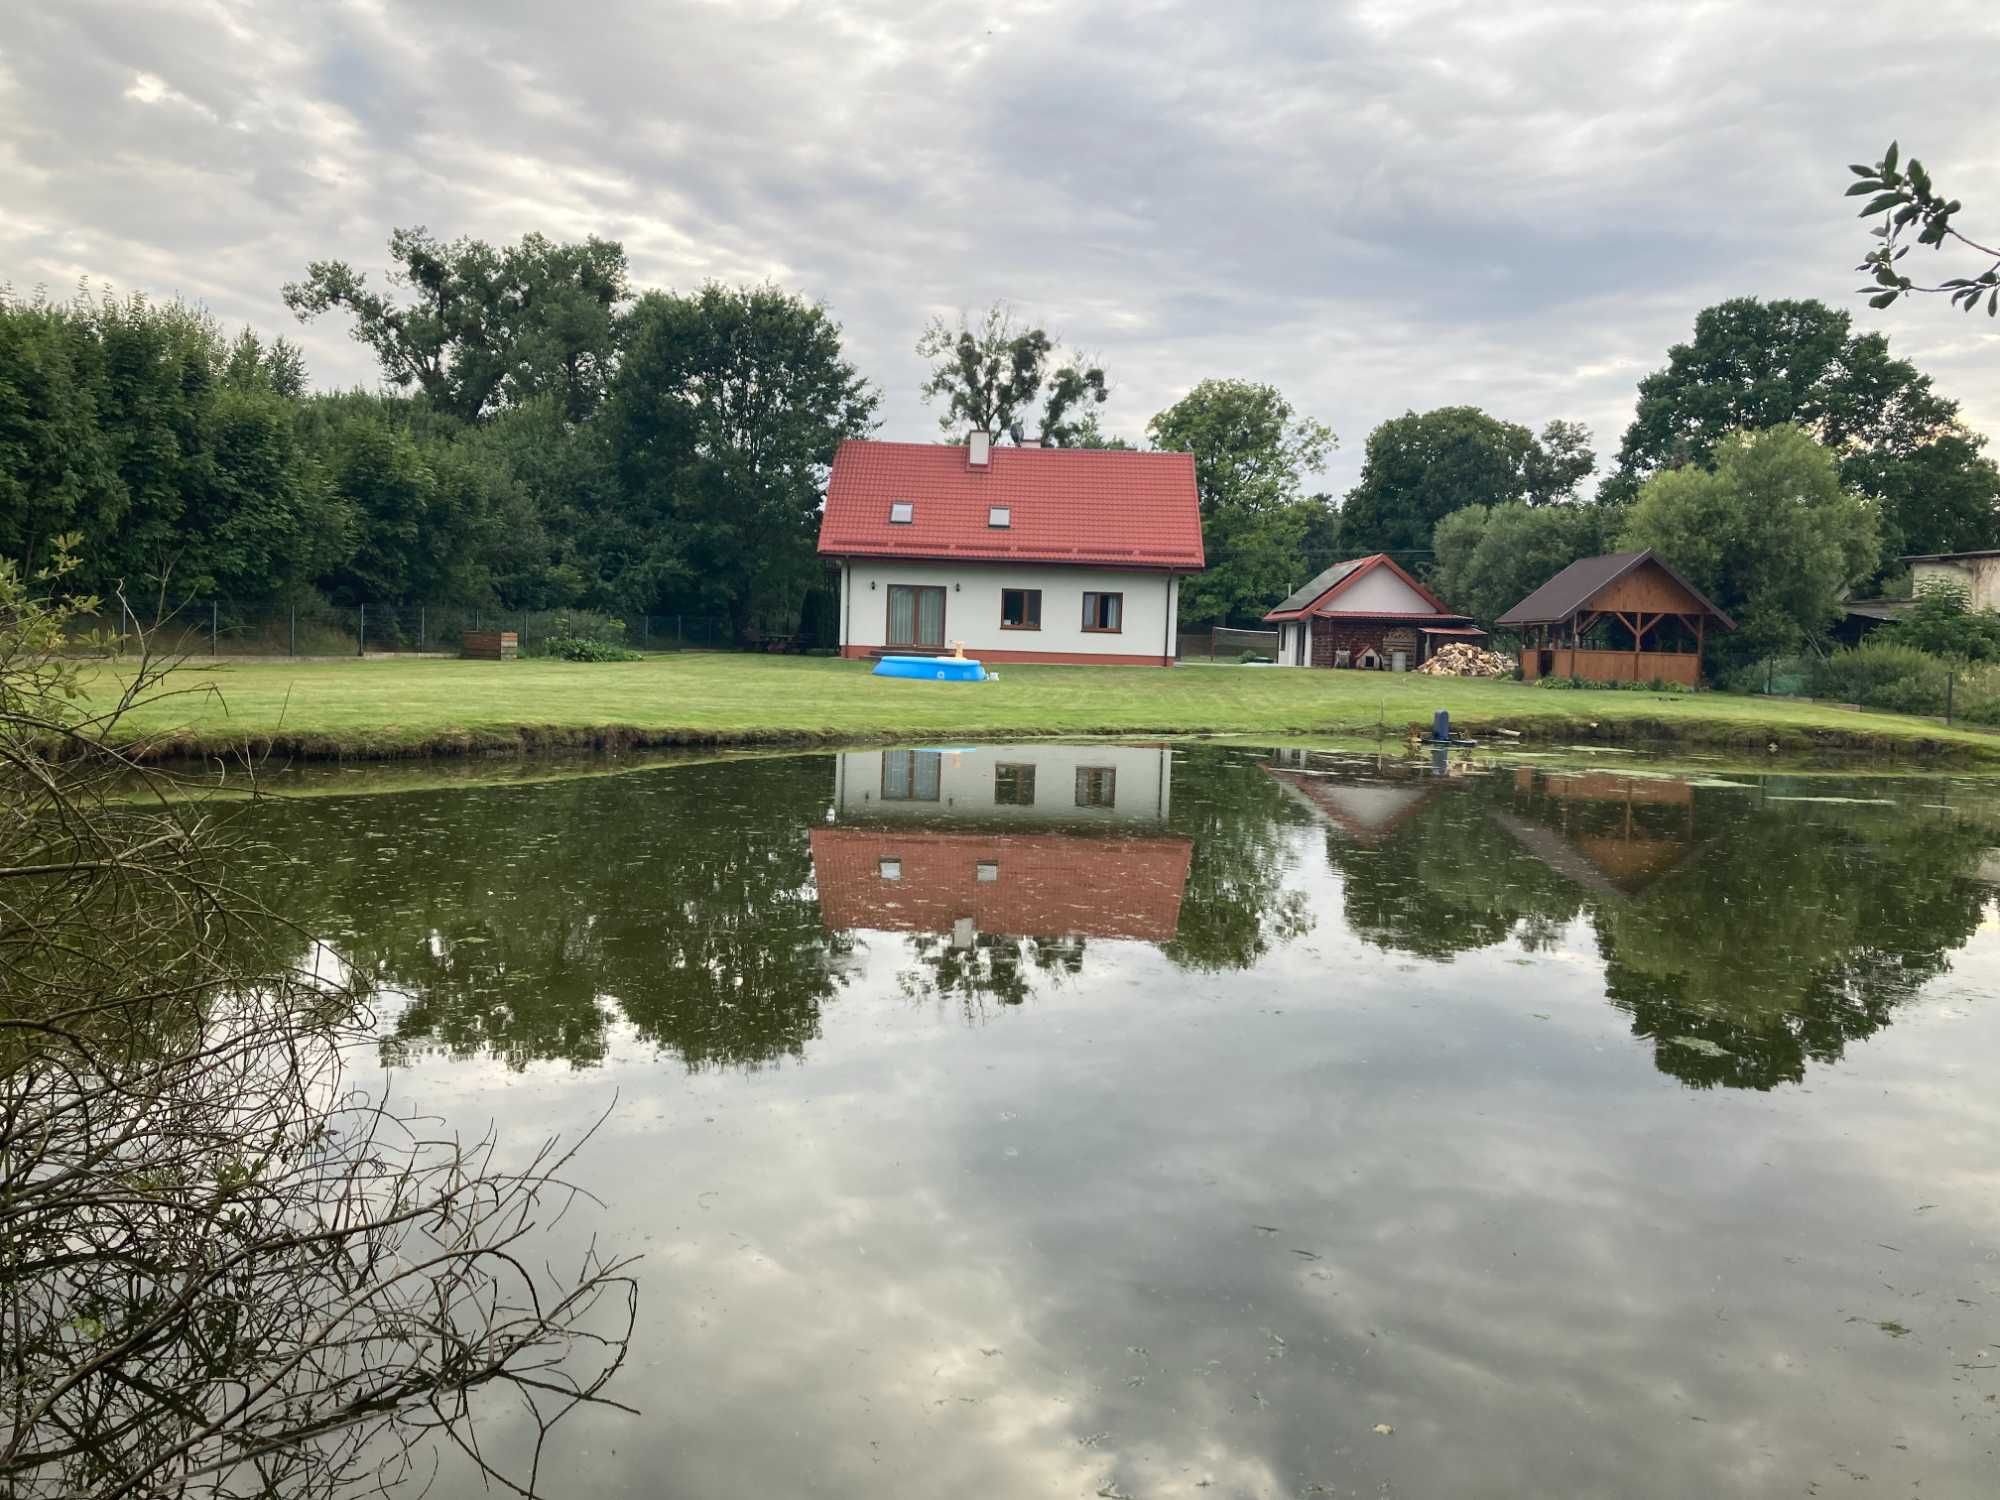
[[1497, 550, 1735, 630], [1500, 550, 1734, 687]]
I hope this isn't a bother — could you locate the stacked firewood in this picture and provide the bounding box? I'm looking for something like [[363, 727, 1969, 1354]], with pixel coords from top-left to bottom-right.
[[1416, 641, 1516, 677]]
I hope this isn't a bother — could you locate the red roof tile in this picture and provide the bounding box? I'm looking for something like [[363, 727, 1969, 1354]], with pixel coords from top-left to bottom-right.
[[810, 828, 1192, 942], [817, 440, 1204, 570]]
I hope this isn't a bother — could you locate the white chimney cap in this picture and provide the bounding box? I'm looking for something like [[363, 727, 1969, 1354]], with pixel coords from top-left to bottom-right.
[[968, 432, 991, 467]]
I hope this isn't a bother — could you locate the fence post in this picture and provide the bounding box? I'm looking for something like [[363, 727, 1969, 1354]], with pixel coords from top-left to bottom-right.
[[643, 614, 650, 649], [677, 614, 683, 650], [358, 604, 366, 658], [211, 601, 219, 657], [289, 606, 295, 658], [420, 605, 426, 651], [522, 612, 529, 652], [1948, 672, 1955, 725]]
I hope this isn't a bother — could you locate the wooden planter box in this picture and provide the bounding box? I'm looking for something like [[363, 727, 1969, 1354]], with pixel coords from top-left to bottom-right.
[[462, 630, 519, 661]]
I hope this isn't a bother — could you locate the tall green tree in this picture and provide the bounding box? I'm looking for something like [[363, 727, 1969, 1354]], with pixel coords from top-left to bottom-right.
[[1604, 297, 1998, 558], [916, 302, 1107, 446], [1145, 379, 1336, 626], [604, 283, 878, 634], [1618, 424, 1880, 667], [1432, 500, 1609, 627], [1337, 406, 1594, 558], [284, 228, 630, 422]]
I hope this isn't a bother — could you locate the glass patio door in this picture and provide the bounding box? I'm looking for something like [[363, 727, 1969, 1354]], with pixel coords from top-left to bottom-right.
[[886, 585, 946, 649]]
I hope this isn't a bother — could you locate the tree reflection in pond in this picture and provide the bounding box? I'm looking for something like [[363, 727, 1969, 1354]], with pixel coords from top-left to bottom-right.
[[254, 757, 852, 1071], [1298, 756, 1996, 1089], [237, 747, 1998, 1092]]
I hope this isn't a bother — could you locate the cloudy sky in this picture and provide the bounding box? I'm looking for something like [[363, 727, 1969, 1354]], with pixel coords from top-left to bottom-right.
[[3, 0, 1996, 491]]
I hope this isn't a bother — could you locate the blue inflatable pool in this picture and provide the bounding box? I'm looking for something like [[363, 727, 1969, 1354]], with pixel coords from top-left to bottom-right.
[[873, 654, 987, 681]]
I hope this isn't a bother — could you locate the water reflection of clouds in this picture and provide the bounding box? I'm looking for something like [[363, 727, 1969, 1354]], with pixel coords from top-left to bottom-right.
[[373, 921, 2000, 1498], [245, 748, 2000, 1495]]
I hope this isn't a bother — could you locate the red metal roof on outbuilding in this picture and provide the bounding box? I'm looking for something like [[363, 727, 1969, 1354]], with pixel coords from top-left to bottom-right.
[[817, 440, 1205, 570]]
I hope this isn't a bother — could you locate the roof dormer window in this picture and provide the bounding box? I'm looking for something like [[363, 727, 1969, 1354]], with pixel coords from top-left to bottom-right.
[[988, 506, 1011, 528], [889, 501, 914, 524]]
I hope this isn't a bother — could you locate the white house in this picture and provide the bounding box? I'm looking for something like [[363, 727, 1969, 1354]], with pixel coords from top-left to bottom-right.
[[817, 436, 1205, 666]]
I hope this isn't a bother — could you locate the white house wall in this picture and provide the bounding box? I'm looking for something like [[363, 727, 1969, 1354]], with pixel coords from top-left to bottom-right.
[[832, 745, 1172, 825], [1332, 568, 1441, 615], [1913, 557, 2000, 611], [838, 560, 1180, 664]]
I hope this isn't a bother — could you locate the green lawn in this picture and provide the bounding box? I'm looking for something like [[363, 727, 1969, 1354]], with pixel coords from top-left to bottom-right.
[[82, 653, 2000, 762]]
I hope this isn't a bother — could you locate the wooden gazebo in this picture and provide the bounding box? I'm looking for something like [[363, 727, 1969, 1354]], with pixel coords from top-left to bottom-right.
[[1498, 550, 1734, 686]]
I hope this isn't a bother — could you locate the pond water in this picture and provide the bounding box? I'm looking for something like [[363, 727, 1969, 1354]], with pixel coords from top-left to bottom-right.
[[238, 744, 2000, 1498]]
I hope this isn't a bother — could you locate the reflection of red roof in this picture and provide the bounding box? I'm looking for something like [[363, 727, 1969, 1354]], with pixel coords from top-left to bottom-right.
[[810, 828, 1192, 941], [816, 440, 1204, 570]]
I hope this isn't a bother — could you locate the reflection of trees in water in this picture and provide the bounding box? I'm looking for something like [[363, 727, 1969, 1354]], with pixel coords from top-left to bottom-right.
[[245, 752, 1330, 1064], [1321, 764, 1996, 1089], [1323, 797, 1586, 960], [249, 758, 852, 1072], [896, 933, 1086, 1015], [1593, 809, 1992, 1088], [1162, 758, 1318, 972]]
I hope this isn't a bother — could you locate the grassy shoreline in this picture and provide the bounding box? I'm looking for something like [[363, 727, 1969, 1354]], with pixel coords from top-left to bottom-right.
[[82, 654, 2000, 765]]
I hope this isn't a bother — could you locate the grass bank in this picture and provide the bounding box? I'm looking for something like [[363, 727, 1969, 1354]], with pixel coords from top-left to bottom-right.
[[79, 654, 2000, 765]]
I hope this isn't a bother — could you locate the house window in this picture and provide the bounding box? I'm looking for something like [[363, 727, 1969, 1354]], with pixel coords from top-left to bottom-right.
[[1082, 592, 1123, 632], [1000, 588, 1042, 630], [878, 858, 903, 881], [994, 763, 1036, 805], [889, 501, 914, 524], [988, 506, 1011, 528], [881, 750, 942, 802], [976, 861, 1000, 883], [1075, 767, 1117, 808]]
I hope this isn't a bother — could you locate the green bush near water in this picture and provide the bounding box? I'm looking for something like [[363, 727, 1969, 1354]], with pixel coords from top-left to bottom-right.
[[1806, 641, 2000, 724]]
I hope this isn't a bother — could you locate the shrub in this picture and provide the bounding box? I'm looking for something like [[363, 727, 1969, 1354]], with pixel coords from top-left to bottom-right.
[[1237, 650, 1273, 664], [545, 634, 642, 662], [1805, 642, 1950, 715], [1878, 580, 2000, 662], [524, 612, 631, 658], [1533, 675, 1692, 694]]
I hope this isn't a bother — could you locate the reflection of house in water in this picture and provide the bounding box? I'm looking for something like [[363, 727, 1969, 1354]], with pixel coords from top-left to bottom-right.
[[1491, 768, 1697, 900], [811, 747, 1191, 944], [1262, 749, 1442, 844]]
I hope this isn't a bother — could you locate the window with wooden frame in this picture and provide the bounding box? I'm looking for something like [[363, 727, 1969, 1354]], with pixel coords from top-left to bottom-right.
[[1081, 591, 1123, 632], [1000, 588, 1042, 630], [1074, 766, 1117, 808], [994, 763, 1037, 805]]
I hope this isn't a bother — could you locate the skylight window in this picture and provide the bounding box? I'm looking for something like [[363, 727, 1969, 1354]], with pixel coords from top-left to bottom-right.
[[889, 501, 914, 524], [988, 506, 1011, 528]]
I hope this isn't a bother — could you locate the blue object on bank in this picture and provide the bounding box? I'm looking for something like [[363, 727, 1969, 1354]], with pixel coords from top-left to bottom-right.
[[873, 654, 987, 682], [1433, 708, 1451, 743]]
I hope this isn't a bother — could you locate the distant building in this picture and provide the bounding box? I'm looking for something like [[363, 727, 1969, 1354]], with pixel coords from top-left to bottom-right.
[[1498, 549, 1734, 687], [1260, 554, 1483, 670], [816, 437, 1204, 666], [1905, 548, 2000, 609]]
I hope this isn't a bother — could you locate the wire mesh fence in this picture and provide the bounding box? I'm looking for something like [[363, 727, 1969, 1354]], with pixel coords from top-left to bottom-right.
[[1176, 626, 1281, 661], [62, 602, 741, 658]]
